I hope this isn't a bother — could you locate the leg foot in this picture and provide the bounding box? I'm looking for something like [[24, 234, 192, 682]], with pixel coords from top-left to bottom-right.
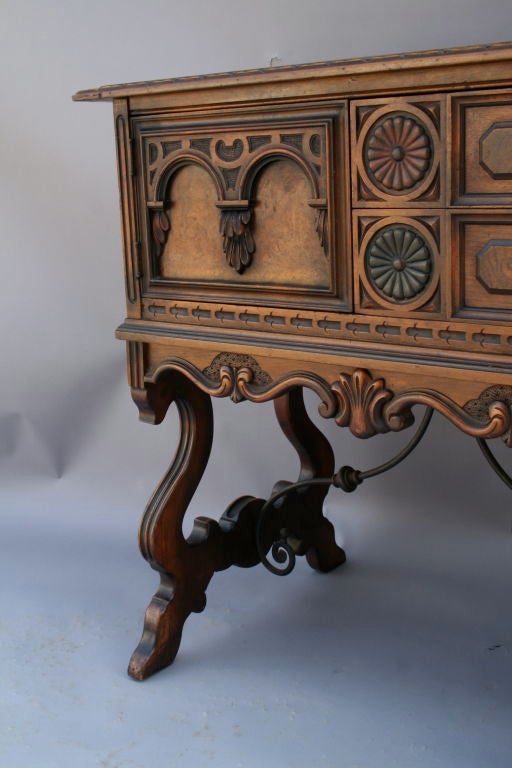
[[128, 576, 184, 681], [306, 517, 346, 573]]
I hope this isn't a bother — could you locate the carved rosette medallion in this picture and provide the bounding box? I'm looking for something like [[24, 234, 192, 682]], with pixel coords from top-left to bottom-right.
[[365, 225, 433, 303], [364, 113, 432, 193]]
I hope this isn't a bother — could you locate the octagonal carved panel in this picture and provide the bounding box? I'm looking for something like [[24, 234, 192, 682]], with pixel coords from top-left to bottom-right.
[[477, 239, 512, 293], [480, 122, 512, 180]]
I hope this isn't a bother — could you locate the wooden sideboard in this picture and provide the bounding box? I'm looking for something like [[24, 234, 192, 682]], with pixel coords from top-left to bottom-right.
[[74, 42, 512, 680]]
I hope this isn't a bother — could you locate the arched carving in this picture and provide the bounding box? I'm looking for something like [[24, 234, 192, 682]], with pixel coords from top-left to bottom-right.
[[154, 162, 222, 278], [242, 156, 328, 277], [152, 150, 225, 203], [239, 147, 321, 200], [142, 121, 334, 275]]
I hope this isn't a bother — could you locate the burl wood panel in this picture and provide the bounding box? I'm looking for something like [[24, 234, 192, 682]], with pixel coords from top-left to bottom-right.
[[249, 159, 330, 289], [161, 164, 222, 279], [160, 159, 330, 290]]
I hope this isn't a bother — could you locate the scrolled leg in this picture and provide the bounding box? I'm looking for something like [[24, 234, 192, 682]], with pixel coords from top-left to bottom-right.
[[128, 372, 218, 681], [273, 387, 346, 573]]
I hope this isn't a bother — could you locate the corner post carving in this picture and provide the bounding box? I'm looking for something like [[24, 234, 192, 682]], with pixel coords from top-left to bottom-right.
[[216, 200, 254, 274]]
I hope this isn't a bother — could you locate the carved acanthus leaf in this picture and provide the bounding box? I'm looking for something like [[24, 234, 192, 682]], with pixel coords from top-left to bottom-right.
[[151, 208, 170, 262], [219, 208, 255, 274], [314, 206, 328, 255]]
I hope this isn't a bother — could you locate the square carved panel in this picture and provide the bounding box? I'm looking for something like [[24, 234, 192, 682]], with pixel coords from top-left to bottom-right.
[[350, 96, 445, 207], [354, 211, 445, 317], [452, 214, 512, 319], [452, 91, 512, 204]]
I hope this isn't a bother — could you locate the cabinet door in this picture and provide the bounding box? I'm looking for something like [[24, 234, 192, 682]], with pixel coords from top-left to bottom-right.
[[131, 101, 350, 315]]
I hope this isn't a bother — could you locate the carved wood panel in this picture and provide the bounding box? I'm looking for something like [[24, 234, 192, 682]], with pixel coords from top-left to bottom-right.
[[132, 103, 349, 313], [114, 99, 141, 315], [452, 92, 512, 204], [351, 96, 445, 207], [107, 69, 512, 382], [453, 214, 512, 320], [354, 211, 444, 317]]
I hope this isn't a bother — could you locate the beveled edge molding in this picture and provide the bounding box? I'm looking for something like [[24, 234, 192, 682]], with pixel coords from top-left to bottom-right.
[[141, 356, 512, 441], [74, 41, 512, 103]]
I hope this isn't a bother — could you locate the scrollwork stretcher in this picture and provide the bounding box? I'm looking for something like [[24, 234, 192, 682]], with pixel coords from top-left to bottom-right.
[[127, 354, 512, 681]]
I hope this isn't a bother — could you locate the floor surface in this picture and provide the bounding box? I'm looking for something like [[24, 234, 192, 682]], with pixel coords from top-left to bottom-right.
[[2, 437, 512, 768]]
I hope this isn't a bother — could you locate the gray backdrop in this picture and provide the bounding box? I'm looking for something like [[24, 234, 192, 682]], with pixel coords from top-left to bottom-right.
[[1, 2, 512, 766]]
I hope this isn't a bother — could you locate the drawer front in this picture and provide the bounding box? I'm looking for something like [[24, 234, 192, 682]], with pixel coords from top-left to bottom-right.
[[133, 102, 349, 312], [350, 96, 446, 320], [350, 95, 445, 207], [353, 211, 444, 318], [453, 214, 512, 320], [453, 92, 512, 204]]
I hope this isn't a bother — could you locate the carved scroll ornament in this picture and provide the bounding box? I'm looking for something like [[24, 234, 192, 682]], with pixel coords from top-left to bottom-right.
[[140, 358, 512, 443]]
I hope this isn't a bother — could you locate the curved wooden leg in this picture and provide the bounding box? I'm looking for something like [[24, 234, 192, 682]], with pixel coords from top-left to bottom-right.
[[274, 387, 346, 572], [128, 372, 218, 680]]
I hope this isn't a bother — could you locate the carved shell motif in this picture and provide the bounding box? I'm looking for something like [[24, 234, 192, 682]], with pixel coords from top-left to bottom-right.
[[365, 114, 431, 193], [365, 225, 432, 302], [331, 369, 393, 438]]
